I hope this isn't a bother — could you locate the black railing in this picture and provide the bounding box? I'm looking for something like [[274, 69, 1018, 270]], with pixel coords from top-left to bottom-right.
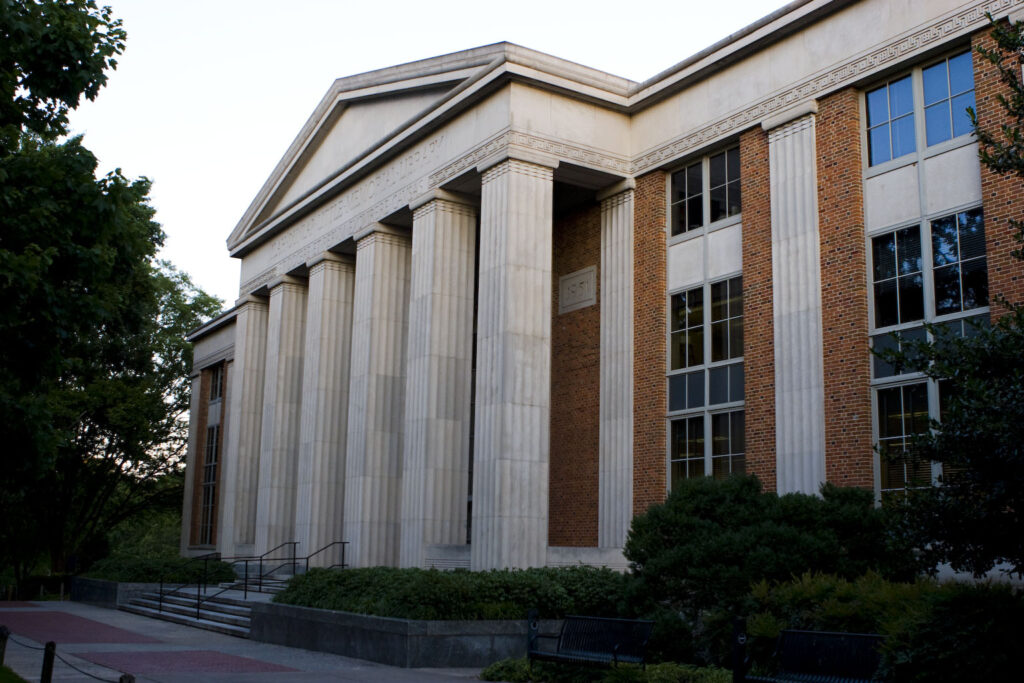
[[305, 541, 349, 572]]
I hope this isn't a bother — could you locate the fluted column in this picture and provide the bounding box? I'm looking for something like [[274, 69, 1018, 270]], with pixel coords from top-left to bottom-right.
[[255, 276, 308, 554], [598, 182, 634, 548], [295, 254, 355, 567], [343, 228, 412, 567], [400, 192, 477, 568], [471, 157, 554, 570], [221, 296, 268, 551], [767, 113, 826, 495]]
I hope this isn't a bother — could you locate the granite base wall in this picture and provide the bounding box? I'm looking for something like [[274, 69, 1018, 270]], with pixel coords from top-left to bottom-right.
[[70, 577, 162, 609], [250, 602, 559, 668]]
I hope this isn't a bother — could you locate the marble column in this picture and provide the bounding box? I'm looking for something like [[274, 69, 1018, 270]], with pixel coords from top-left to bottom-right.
[[343, 228, 412, 567], [471, 157, 554, 571], [767, 113, 827, 495], [255, 276, 308, 554], [399, 192, 477, 568], [597, 182, 634, 549], [295, 254, 355, 568], [181, 372, 203, 554], [220, 296, 268, 552]]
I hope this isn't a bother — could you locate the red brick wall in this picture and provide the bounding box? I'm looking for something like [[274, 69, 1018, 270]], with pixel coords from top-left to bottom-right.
[[973, 27, 1024, 313], [739, 127, 776, 491], [816, 88, 873, 489], [549, 201, 601, 547], [632, 171, 667, 514]]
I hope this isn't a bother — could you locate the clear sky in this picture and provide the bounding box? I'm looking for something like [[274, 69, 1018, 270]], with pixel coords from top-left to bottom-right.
[[67, 0, 790, 306]]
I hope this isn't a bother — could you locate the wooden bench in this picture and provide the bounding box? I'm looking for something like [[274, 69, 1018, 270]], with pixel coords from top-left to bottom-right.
[[526, 608, 654, 668], [732, 622, 886, 683]]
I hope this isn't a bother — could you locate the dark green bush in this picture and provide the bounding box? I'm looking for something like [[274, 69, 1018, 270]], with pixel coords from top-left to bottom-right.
[[479, 658, 731, 683], [743, 572, 1023, 682], [85, 555, 236, 584], [274, 565, 631, 620], [624, 475, 921, 621]]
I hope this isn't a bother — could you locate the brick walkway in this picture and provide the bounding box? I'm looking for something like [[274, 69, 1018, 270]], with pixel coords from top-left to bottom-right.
[[0, 601, 482, 682]]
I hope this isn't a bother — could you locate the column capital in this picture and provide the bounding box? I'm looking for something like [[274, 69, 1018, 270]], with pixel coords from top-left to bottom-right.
[[762, 100, 818, 134], [266, 274, 308, 292], [476, 147, 559, 176], [596, 178, 636, 203], [234, 293, 269, 309], [306, 251, 354, 270], [352, 222, 411, 244], [409, 188, 476, 214]]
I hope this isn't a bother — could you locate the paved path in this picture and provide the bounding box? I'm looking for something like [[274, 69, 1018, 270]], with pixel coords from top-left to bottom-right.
[[0, 601, 483, 682]]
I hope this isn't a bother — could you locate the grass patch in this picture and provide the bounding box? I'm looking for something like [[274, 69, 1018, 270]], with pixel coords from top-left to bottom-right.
[[479, 658, 731, 682], [0, 665, 27, 683]]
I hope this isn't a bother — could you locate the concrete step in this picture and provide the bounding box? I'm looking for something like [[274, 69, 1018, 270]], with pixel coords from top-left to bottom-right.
[[219, 580, 288, 594], [119, 603, 250, 638], [145, 592, 252, 617], [130, 598, 251, 628]]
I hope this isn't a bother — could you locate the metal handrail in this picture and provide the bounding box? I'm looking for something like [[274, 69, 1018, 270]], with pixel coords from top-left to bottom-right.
[[156, 551, 220, 614], [304, 541, 349, 572], [257, 541, 299, 591]]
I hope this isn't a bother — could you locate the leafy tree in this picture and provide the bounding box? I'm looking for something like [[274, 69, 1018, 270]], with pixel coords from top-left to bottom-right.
[[882, 16, 1024, 579], [0, 0, 125, 154], [0, 1, 222, 582]]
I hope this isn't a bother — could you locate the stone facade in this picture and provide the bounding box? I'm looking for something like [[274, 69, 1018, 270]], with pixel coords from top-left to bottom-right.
[[182, 0, 1024, 568]]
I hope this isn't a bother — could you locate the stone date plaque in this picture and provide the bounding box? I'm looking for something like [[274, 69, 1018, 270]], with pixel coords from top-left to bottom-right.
[[558, 266, 596, 314]]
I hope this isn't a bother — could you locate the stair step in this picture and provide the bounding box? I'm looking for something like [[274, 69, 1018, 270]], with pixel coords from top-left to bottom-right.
[[139, 593, 252, 617], [157, 589, 263, 608], [119, 603, 249, 638], [130, 598, 251, 627]]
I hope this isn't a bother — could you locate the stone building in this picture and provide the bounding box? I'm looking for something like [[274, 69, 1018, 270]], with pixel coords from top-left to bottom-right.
[[182, 0, 1024, 571]]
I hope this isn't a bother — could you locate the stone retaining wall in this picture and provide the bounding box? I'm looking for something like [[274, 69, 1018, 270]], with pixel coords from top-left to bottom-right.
[[250, 602, 558, 668], [70, 577, 162, 609]]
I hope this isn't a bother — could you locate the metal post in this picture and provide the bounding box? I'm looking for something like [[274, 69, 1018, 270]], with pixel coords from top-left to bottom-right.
[[342, 541, 347, 569], [732, 616, 747, 683], [158, 578, 164, 612], [258, 557, 263, 591], [291, 542, 297, 576], [41, 641, 55, 683], [243, 559, 248, 600], [1, 625, 9, 665], [119, 675, 136, 683]]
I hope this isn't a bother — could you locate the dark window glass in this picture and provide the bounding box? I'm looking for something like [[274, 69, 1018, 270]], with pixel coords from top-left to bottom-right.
[[931, 209, 988, 315]]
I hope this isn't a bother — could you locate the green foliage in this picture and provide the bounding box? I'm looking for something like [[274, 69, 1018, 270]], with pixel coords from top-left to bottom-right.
[[0, 0, 125, 154], [273, 566, 631, 621], [744, 573, 1023, 683], [85, 555, 235, 584], [479, 658, 731, 683], [973, 14, 1024, 183], [0, 664, 28, 683], [623, 476, 920, 620]]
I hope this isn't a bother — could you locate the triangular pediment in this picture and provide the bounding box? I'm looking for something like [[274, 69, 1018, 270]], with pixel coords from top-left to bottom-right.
[[228, 46, 510, 251]]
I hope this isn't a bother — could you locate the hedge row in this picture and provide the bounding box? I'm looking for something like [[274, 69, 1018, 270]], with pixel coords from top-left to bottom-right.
[[85, 555, 236, 584], [273, 565, 632, 620]]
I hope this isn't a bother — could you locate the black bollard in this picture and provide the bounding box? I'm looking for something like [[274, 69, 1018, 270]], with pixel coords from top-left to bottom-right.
[[119, 674, 136, 682], [0, 626, 9, 666], [732, 617, 748, 683], [41, 641, 55, 683]]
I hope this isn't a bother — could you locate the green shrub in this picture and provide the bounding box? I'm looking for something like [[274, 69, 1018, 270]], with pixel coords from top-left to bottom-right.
[[624, 475, 920, 621], [274, 565, 630, 620], [84, 555, 236, 584], [479, 658, 731, 683], [743, 572, 1023, 682]]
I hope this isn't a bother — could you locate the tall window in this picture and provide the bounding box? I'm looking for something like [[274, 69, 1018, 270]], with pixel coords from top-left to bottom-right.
[[209, 363, 224, 402], [870, 208, 988, 494], [669, 147, 741, 236], [668, 276, 744, 488], [199, 424, 220, 545], [866, 50, 976, 167]]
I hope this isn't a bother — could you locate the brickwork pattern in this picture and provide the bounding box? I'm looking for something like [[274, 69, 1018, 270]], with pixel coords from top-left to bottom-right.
[[739, 128, 777, 491], [816, 88, 874, 489], [549, 201, 601, 547], [632, 172, 667, 515], [973, 27, 1024, 313]]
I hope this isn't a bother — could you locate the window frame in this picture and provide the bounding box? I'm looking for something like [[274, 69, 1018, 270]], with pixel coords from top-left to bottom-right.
[[666, 273, 745, 490], [867, 203, 989, 497], [862, 46, 977, 175], [667, 145, 742, 245]]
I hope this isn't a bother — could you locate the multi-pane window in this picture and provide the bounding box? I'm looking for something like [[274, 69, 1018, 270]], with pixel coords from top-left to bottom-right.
[[923, 52, 975, 146], [669, 147, 740, 236], [199, 424, 220, 545], [209, 363, 224, 401], [876, 383, 931, 495], [668, 276, 744, 488], [870, 208, 988, 492], [866, 51, 976, 167]]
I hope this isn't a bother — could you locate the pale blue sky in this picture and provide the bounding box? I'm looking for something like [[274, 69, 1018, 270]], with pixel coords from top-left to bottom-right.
[[68, 0, 789, 306]]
